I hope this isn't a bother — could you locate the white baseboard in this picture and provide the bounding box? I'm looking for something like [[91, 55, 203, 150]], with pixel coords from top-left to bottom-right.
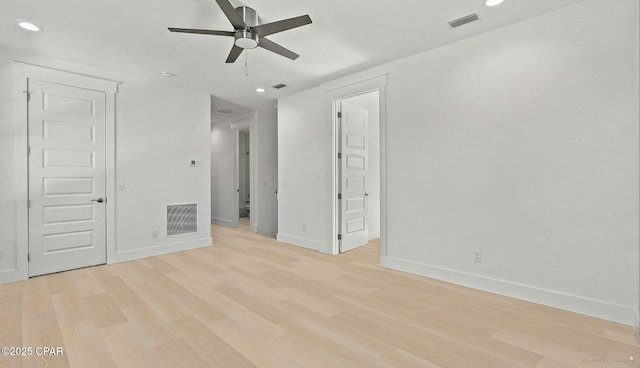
[[211, 217, 234, 227], [368, 231, 380, 240], [382, 255, 636, 327], [276, 233, 325, 252], [635, 311, 640, 340], [0, 268, 25, 285], [111, 237, 212, 263]]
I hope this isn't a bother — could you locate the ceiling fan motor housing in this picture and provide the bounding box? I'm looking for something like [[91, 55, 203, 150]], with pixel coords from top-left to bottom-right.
[[234, 6, 259, 48], [236, 6, 258, 27]]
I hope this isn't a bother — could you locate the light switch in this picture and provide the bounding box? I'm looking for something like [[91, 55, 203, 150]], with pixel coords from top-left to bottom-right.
[[117, 182, 125, 191], [282, 180, 288, 188]]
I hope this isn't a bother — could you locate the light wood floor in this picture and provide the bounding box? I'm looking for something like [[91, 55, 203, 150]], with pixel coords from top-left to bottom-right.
[[1, 221, 638, 368]]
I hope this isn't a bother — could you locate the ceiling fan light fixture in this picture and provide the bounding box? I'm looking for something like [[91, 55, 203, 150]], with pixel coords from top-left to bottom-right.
[[18, 21, 42, 32], [485, 0, 505, 6], [234, 31, 258, 49]]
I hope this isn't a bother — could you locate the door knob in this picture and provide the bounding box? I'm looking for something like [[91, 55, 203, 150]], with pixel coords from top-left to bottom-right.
[[91, 197, 105, 203], [365, 193, 369, 197]]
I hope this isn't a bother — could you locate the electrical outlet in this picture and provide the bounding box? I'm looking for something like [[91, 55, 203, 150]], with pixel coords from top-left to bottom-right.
[[151, 229, 159, 238], [473, 250, 482, 263]]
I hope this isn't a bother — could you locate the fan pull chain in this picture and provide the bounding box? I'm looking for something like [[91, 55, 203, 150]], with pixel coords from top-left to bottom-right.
[[245, 52, 249, 77]]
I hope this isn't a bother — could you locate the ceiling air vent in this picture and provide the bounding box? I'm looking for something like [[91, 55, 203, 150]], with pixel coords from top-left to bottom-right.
[[449, 13, 479, 28], [272, 83, 287, 89], [215, 109, 233, 114]]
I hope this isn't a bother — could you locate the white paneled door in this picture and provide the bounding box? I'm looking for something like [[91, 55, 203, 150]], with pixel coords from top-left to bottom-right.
[[339, 101, 369, 252], [28, 79, 107, 277]]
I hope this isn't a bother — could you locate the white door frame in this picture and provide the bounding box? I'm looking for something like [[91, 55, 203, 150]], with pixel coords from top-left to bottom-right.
[[13, 62, 118, 281], [326, 74, 387, 256]]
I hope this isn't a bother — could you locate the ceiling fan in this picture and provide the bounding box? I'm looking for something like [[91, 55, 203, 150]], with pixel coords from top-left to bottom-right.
[[169, 0, 312, 63]]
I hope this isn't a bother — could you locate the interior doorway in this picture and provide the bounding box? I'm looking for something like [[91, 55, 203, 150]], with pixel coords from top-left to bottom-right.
[[335, 90, 381, 253], [237, 128, 251, 221]]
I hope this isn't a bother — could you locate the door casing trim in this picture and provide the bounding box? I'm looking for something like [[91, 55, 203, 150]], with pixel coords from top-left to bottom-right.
[[325, 74, 387, 256]]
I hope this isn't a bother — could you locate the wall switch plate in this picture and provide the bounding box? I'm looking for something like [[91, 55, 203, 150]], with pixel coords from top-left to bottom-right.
[[0, 248, 3, 260], [282, 180, 288, 187], [151, 229, 159, 238], [302, 223, 307, 231], [473, 250, 483, 263], [117, 182, 125, 191]]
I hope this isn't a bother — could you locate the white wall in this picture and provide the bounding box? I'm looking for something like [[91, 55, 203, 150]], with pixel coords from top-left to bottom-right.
[[0, 46, 212, 282], [278, 0, 639, 326], [342, 91, 381, 240], [278, 88, 332, 251], [114, 81, 211, 261], [0, 48, 18, 278], [256, 110, 278, 238]]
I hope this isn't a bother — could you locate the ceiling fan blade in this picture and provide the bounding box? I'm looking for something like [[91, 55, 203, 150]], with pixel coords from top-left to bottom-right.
[[215, 0, 247, 29], [168, 28, 234, 36], [258, 37, 299, 60], [226, 45, 244, 63], [252, 15, 312, 36]]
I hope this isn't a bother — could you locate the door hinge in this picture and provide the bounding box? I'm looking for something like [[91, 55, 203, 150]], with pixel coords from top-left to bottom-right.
[[27, 199, 31, 208], [337, 111, 342, 119], [337, 152, 342, 159], [338, 193, 342, 200], [23, 90, 32, 102], [338, 234, 342, 240], [27, 146, 31, 156], [27, 253, 30, 262]]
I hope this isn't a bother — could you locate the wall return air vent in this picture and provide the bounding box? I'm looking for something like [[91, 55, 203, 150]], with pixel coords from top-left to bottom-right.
[[167, 203, 198, 236], [449, 13, 479, 28]]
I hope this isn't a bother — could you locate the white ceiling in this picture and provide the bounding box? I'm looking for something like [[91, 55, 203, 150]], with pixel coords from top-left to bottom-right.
[[1, 0, 585, 111]]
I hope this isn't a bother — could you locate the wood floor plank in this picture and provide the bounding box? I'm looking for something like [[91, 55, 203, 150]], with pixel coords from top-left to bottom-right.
[[0, 220, 638, 368], [71, 268, 106, 297], [100, 323, 162, 368], [21, 277, 54, 316], [83, 293, 128, 329], [169, 316, 256, 368], [51, 289, 89, 326], [60, 321, 117, 368], [151, 339, 210, 368], [0, 291, 23, 368], [127, 282, 191, 323], [22, 309, 70, 368], [120, 304, 177, 348], [208, 319, 304, 368], [97, 276, 144, 309]]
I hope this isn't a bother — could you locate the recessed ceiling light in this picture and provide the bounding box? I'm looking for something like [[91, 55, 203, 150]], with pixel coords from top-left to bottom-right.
[[485, 0, 504, 6], [18, 21, 42, 32], [256, 88, 266, 93], [160, 71, 175, 78]]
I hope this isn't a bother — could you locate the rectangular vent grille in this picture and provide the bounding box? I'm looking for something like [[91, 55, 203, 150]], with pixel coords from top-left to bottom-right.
[[449, 13, 479, 28], [167, 203, 198, 236], [272, 83, 287, 89]]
